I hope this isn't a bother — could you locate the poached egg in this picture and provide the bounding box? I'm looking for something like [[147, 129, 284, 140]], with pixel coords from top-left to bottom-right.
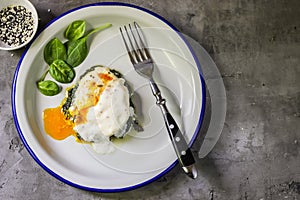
[[43, 65, 140, 154]]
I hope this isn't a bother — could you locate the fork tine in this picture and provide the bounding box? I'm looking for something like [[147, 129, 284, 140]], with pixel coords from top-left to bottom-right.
[[119, 27, 136, 64], [129, 24, 147, 61], [133, 22, 152, 60], [124, 25, 142, 63], [120, 22, 153, 65]]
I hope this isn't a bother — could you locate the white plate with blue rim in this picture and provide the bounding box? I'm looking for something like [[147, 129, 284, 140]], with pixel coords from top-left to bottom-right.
[[12, 2, 205, 192]]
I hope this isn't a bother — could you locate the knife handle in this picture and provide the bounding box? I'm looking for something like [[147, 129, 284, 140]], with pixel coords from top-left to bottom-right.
[[149, 79, 196, 168]]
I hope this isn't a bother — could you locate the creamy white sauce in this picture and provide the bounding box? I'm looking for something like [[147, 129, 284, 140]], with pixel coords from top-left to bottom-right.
[[94, 78, 130, 137]]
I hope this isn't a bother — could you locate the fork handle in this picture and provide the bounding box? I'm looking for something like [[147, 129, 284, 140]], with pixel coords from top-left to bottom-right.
[[149, 79, 197, 179]]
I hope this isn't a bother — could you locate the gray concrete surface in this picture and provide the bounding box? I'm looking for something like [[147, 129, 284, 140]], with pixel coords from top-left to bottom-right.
[[1, 0, 299, 199]]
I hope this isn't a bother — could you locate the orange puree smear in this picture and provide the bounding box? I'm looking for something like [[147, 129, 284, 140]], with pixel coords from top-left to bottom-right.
[[43, 106, 75, 140]]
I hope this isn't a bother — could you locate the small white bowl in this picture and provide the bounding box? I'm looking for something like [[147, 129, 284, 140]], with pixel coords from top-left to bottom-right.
[[0, 0, 38, 51]]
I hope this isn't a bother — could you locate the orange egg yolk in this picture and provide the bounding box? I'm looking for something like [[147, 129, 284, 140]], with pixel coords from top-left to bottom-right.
[[43, 106, 75, 140]]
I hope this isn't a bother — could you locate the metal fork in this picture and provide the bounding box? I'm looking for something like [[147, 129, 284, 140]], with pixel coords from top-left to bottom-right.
[[120, 22, 197, 179]]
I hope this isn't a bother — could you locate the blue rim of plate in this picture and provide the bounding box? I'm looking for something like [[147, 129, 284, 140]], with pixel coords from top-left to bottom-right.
[[11, 2, 206, 193]]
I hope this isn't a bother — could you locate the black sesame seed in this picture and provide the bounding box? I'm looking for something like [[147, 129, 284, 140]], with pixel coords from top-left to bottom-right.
[[0, 5, 35, 47]]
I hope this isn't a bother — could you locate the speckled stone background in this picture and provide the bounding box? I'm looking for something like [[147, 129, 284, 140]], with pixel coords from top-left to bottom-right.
[[0, 0, 299, 199]]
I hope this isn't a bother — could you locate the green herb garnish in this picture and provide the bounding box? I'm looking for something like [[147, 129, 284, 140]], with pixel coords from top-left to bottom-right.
[[37, 20, 112, 96], [44, 38, 67, 65], [49, 59, 75, 83], [66, 23, 112, 67], [37, 80, 61, 96], [64, 20, 86, 41]]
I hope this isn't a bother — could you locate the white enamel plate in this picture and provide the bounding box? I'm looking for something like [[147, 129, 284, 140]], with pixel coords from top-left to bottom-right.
[[12, 2, 205, 192]]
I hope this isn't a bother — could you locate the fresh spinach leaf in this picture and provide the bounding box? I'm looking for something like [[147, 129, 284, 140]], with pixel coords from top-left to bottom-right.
[[66, 37, 88, 68], [85, 23, 112, 38], [37, 21, 112, 96], [64, 20, 86, 41], [44, 38, 67, 65], [37, 80, 61, 96], [49, 59, 75, 83], [66, 23, 112, 68]]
